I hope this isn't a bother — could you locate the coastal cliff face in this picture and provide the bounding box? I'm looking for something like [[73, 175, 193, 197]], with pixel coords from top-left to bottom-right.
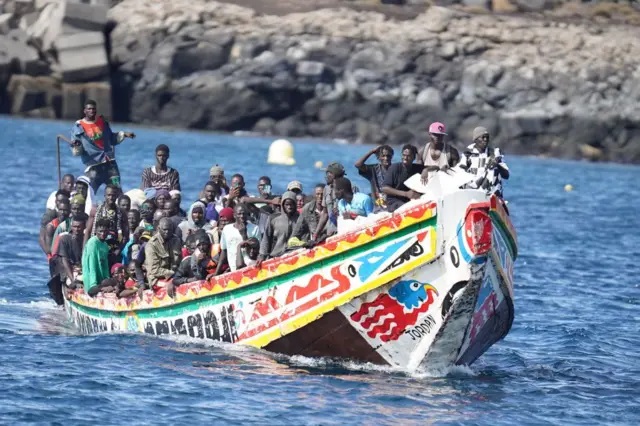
[[2, 0, 640, 163]]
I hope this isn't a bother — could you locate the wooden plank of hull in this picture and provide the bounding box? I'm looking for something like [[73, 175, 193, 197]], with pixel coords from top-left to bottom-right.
[[265, 310, 387, 365]]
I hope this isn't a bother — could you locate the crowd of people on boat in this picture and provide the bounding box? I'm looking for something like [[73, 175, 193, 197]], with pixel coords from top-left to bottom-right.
[[41, 100, 509, 299]]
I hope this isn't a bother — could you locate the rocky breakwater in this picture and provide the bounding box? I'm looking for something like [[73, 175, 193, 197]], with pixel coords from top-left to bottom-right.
[[0, 0, 113, 119], [3, 0, 640, 163]]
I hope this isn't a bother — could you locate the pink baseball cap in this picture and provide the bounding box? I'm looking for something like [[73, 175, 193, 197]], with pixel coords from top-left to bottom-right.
[[428, 122, 447, 135]]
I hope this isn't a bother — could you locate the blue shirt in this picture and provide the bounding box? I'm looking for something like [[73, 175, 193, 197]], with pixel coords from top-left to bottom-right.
[[338, 192, 374, 218]]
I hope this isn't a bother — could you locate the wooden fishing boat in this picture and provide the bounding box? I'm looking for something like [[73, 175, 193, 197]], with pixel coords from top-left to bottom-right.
[[62, 184, 516, 371]]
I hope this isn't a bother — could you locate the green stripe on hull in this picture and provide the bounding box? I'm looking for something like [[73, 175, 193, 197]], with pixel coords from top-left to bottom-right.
[[489, 211, 517, 259], [69, 216, 438, 320]]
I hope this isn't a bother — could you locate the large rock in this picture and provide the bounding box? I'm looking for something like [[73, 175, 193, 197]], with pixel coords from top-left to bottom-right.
[[41, 0, 108, 51], [55, 31, 109, 82], [6, 74, 60, 114], [0, 32, 42, 75]]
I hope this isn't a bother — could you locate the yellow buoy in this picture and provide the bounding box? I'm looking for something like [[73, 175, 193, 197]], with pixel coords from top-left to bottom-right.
[[564, 184, 574, 192], [314, 160, 324, 169], [267, 139, 295, 165]]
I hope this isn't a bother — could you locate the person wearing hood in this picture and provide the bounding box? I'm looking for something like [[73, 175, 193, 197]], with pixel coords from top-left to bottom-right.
[[178, 201, 213, 243], [459, 127, 510, 197], [70, 100, 136, 192], [173, 231, 216, 286], [74, 175, 96, 216], [257, 191, 300, 265]]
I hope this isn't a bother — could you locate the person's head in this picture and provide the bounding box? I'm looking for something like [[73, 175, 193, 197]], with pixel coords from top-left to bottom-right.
[[57, 199, 71, 221], [157, 217, 173, 240], [104, 184, 119, 208], [55, 189, 71, 210], [230, 174, 245, 190], [70, 213, 87, 237], [153, 209, 169, 229], [234, 203, 248, 224], [75, 178, 88, 198], [376, 145, 394, 168], [169, 190, 181, 206], [194, 233, 212, 257], [95, 218, 110, 241], [296, 194, 305, 210], [325, 162, 345, 185], [281, 191, 297, 216], [473, 126, 490, 152], [128, 209, 141, 230], [334, 177, 353, 202], [155, 144, 170, 167], [110, 263, 125, 281], [218, 207, 234, 229], [126, 261, 137, 278], [428, 122, 447, 146], [139, 199, 156, 222], [155, 189, 171, 210], [287, 180, 303, 195], [314, 183, 324, 205], [61, 174, 75, 192], [203, 181, 220, 203], [118, 194, 131, 213], [209, 165, 225, 185], [164, 199, 179, 216], [244, 237, 260, 260], [83, 100, 97, 120], [401, 144, 418, 166], [190, 201, 205, 225], [70, 193, 85, 217], [256, 176, 272, 197]]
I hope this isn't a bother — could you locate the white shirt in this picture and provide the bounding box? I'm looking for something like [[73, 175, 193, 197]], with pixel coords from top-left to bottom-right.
[[46, 191, 57, 210], [220, 222, 260, 272]]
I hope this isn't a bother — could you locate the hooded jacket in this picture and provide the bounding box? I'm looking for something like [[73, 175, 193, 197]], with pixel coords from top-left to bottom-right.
[[259, 191, 299, 259], [178, 201, 213, 243]]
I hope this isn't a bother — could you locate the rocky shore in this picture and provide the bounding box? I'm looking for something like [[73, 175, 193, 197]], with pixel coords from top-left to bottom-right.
[[1, 0, 640, 163]]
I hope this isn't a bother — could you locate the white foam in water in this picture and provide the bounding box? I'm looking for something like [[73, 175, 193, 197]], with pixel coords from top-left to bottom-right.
[[412, 364, 478, 379], [0, 298, 59, 310]]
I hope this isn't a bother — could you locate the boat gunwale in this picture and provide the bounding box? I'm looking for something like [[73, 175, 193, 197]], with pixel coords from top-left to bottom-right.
[[67, 202, 439, 315]]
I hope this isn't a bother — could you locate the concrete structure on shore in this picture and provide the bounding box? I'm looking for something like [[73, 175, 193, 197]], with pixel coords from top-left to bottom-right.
[[1, 0, 640, 163]]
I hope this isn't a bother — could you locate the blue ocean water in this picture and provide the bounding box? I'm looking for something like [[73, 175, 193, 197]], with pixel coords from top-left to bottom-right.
[[1, 116, 639, 425]]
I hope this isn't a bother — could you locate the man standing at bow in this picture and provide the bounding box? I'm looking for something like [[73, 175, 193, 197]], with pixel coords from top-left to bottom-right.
[[459, 127, 510, 197], [71, 100, 136, 192]]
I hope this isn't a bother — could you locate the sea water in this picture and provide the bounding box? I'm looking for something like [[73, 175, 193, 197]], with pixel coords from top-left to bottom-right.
[[1, 116, 639, 425]]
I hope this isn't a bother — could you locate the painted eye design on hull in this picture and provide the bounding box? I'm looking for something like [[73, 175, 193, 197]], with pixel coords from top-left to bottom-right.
[[410, 281, 421, 291]]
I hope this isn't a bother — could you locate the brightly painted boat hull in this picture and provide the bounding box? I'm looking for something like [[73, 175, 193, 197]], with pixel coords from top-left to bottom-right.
[[64, 190, 517, 371]]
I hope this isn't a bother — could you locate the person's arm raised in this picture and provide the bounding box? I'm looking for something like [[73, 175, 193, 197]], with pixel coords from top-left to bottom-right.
[[355, 147, 378, 173]]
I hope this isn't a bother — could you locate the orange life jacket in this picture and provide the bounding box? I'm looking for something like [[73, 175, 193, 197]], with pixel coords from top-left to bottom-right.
[[79, 116, 107, 151]]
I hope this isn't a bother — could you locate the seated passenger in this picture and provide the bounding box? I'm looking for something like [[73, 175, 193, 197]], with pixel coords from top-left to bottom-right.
[[138, 199, 156, 231], [45, 198, 71, 260], [85, 185, 130, 259], [289, 184, 325, 246], [54, 213, 87, 287], [208, 207, 234, 258], [225, 174, 249, 209], [45, 174, 75, 210], [381, 144, 423, 212], [81, 218, 112, 294], [354, 145, 394, 208], [236, 237, 260, 270], [74, 175, 96, 215], [335, 177, 373, 219], [88, 263, 126, 297], [140, 144, 181, 191], [169, 190, 187, 217], [154, 189, 171, 211], [215, 203, 260, 274], [257, 191, 299, 265], [198, 181, 222, 223], [287, 180, 303, 196], [459, 127, 510, 197], [39, 190, 70, 256], [144, 217, 182, 289], [178, 201, 212, 243], [209, 164, 229, 195], [51, 193, 86, 255], [173, 232, 216, 285], [242, 176, 280, 232], [117, 194, 131, 214], [118, 261, 141, 298], [313, 162, 351, 239]]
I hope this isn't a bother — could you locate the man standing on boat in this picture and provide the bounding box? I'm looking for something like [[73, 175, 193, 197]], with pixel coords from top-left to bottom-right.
[[459, 127, 510, 197], [417, 122, 460, 185], [71, 100, 136, 193], [140, 144, 181, 192]]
